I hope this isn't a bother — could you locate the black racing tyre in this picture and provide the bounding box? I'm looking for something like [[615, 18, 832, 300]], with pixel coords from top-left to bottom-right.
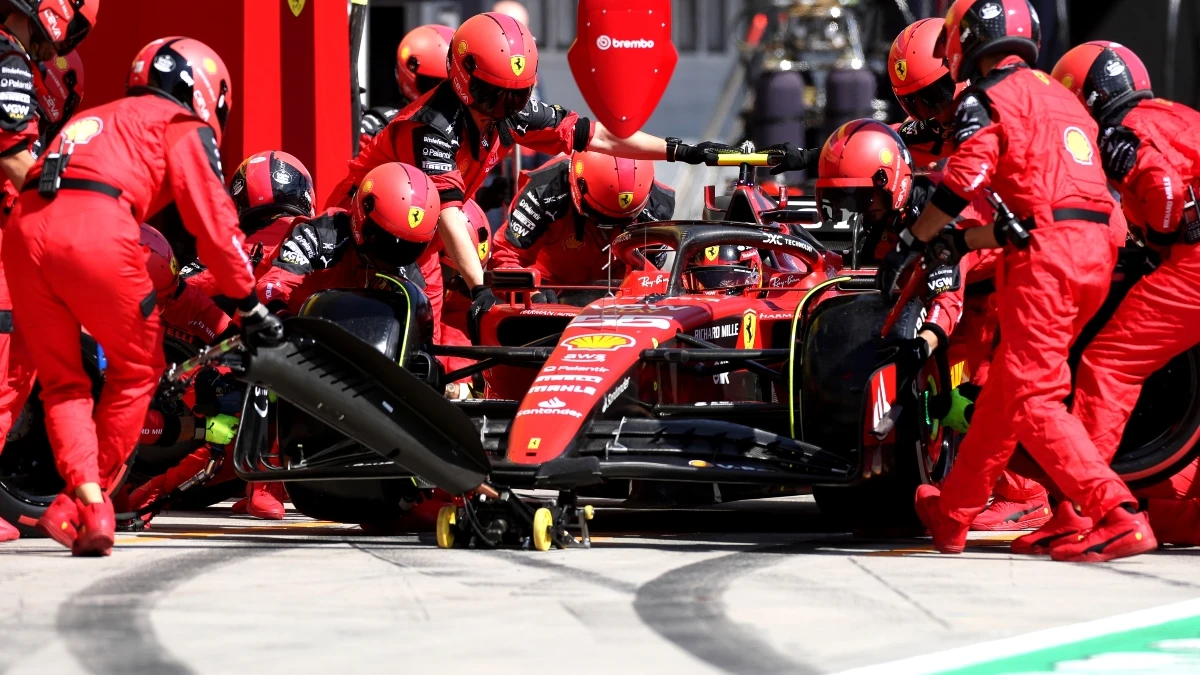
[[285, 478, 422, 524], [810, 293, 928, 532], [1110, 345, 1200, 489]]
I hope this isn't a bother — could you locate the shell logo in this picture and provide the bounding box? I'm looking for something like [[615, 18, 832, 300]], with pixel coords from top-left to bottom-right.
[[1059, 73, 1074, 91], [361, 178, 374, 195], [879, 147, 894, 166], [408, 207, 425, 228], [400, 45, 411, 61], [617, 192, 634, 209], [894, 59, 907, 81], [563, 234, 584, 250], [1063, 126, 1094, 166], [563, 333, 636, 351], [54, 56, 69, 71], [457, 41, 468, 56], [62, 116, 103, 144], [574, 160, 584, 176], [203, 58, 218, 75]]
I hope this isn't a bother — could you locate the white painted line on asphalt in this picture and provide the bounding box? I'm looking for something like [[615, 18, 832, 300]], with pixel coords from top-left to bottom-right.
[[829, 597, 1200, 675]]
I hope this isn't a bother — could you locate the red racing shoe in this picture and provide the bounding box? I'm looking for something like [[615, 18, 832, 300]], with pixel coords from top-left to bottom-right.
[[1050, 506, 1157, 563], [236, 482, 285, 520], [37, 492, 80, 549], [72, 497, 116, 557], [0, 516, 17, 542], [915, 484, 968, 554], [1012, 501, 1092, 555], [970, 496, 1052, 531]]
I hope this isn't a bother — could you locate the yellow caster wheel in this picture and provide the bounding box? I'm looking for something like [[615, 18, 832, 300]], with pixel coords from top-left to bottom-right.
[[582, 505, 594, 521], [532, 507, 554, 551], [436, 505, 457, 549]]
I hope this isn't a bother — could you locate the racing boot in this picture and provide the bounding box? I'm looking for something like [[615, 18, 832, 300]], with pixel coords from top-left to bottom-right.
[[245, 482, 285, 520], [1144, 498, 1200, 547], [1012, 501, 1091, 555], [970, 474, 1052, 531], [72, 497, 116, 557], [0, 516, 17, 542], [1050, 505, 1157, 563], [36, 491, 80, 549], [914, 484, 968, 554]]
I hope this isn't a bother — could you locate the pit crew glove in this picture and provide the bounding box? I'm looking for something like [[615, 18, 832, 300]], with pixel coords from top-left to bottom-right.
[[892, 336, 933, 384], [467, 286, 498, 344], [238, 300, 284, 348], [940, 384, 979, 434], [876, 228, 924, 297], [763, 142, 820, 175], [203, 414, 240, 445], [531, 289, 558, 304], [925, 225, 970, 268], [665, 137, 738, 165], [1098, 125, 1140, 182]]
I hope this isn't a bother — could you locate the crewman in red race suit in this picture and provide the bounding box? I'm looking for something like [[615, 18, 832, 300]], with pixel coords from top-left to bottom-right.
[[435, 198, 490, 399], [0, 0, 97, 542], [491, 151, 675, 284], [329, 12, 736, 344], [880, 0, 1154, 562], [1050, 42, 1200, 548], [888, 17, 1049, 531], [257, 162, 441, 319], [6, 37, 279, 556]]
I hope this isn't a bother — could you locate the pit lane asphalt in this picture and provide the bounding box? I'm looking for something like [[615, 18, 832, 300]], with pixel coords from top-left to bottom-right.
[[0, 496, 1197, 675]]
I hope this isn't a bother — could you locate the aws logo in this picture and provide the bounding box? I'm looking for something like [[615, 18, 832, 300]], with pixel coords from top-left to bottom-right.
[[562, 333, 635, 351]]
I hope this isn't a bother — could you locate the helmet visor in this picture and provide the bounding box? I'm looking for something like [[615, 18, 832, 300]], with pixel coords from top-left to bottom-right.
[[815, 185, 876, 223], [56, 13, 93, 57], [683, 266, 758, 292], [468, 77, 532, 120], [360, 217, 430, 269], [897, 73, 958, 121]]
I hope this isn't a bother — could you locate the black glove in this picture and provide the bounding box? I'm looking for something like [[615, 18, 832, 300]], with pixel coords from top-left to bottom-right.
[[474, 175, 514, 211], [891, 336, 933, 384], [238, 301, 284, 348], [1098, 125, 1140, 182], [665, 137, 737, 165], [876, 228, 924, 297], [467, 286, 498, 344], [531, 289, 558, 304], [925, 226, 970, 267], [763, 142, 820, 175]]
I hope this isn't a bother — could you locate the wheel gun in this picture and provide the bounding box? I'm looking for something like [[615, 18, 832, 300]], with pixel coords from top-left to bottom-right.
[[987, 190, 1032, 249]]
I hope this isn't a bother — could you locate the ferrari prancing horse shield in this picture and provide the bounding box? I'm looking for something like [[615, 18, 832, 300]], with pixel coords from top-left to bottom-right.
[[408, 207, 425, 228], [288, 0, 305, 17], [618, 192, 634, 209]]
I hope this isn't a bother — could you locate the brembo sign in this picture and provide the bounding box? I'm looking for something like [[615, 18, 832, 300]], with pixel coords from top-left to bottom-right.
[[595, 35, 655, 50]]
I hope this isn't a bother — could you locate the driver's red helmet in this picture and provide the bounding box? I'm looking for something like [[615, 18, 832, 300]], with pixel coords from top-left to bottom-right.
[[127, 37, 231, 144], [815, 119, 914, 222], [139, 223, 178, 302], [1051, 42, 1152, 120], [440, 199, 491, 271], [351, 162, 441, 269], [37, 51, 84, 129], [937, 0, 1041, 83], [8, 0, 99, 58], [448, 12, 538, 120], [889, 18, 964, 122], [396, 24, 454, 103], [568, 151, 655, 225], [684, 245, 762, 295]]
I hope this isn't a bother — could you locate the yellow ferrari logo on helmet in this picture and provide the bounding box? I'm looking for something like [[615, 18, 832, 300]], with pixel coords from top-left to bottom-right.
[[894, 59, 907, 81], [408, 207, 425, 228], [879, 148, 894, 166], [618, 192, 634, 209], [169, 257, 179, 276], [705, 246, 719, 262], [477, 241, 489, 261], [1063, 127, 1094, 166], [510, 55, 526, 77], [400, 45, 411, 61], [361, 179, 374, 195]]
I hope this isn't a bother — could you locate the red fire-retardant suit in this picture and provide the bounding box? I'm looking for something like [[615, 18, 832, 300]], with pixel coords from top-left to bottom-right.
[[1071, 97, 1200, 544], [4, 95, 256, 494], [924, 57, 1132, 531], [326, 83, 593, 330], [491, 156, 676, 284]]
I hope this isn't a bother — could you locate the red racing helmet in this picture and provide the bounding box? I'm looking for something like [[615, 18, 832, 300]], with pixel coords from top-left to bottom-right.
[[139, 223, 179, 302], [8, 0, 98, 58], [448, 12, 538, 120], [815, 119, 914, 227], [36, 51, 84, 131], [127, 37, 231, 144], [396, 24, 454, 103], [568, 151, 655, 226], [351, 162, 441, 269], [684, 245, 762, 295], [1051, 41, 1152, 120], [937, 0, 1041, 83], [440, 199, 491, 272], [889, 18, 963, 122], [231, 151, 315, 228]]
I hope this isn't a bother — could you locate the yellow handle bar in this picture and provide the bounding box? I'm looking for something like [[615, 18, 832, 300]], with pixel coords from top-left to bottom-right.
[[713, 153, 777, 167]]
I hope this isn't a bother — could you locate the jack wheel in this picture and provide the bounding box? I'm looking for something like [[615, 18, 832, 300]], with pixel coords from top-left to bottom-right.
[[532, 507, 554, 552], [436, 505, 456, 549], [582, 505, 594, 521]]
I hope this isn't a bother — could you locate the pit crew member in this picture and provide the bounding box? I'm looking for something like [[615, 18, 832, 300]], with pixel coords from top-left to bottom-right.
[[1051, 42, 1200, 548], [491, 150, 675, 284], [329, 12, 736, 343], [436, 198, 490, 399], [879, 0, 1150, 562], [7, 37, 277, 556], [0, 0, 97, 542]]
